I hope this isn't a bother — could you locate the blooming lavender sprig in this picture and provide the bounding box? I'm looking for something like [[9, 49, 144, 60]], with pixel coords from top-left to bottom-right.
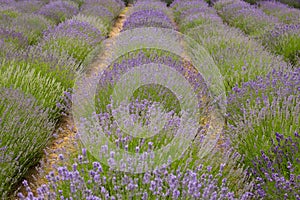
[[36, 0, 79, 24], [18, 147, 253, 199], [251, 132, 300, 199], [0, 87, 54, 199]]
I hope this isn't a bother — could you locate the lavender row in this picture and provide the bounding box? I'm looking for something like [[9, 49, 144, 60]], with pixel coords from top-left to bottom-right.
[[123, 0, 175, 31], [19, 147, 253, 200], [172, 0, 299, 198], [0, 0, 125, 198], [258, 1, 300, 24], [244, 0, 300, 8], [0, 87, 55, 197], [214, 0, 300, 65], [171, 0, 289, 90], [17, 0, 253, 199]]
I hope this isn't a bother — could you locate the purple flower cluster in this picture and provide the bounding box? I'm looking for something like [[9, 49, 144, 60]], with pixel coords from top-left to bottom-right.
[[214, 0, 278, 36], [226, 67, 300, 198], [18, 149, 253, 199], [0, 27, 28, 48], [172, 0, 288, 90], [123, 1, 175, 31], [14, 0, 46, 13], [259, 1, 300, 24], [214, 0, 300, 65], [80, 0, 124, 17], [262, 23, 300, 65], [0, 87, 54, 198], [41, 18, 104, 63], [36, 0, 79, 24], [251, 132, 300, 199]]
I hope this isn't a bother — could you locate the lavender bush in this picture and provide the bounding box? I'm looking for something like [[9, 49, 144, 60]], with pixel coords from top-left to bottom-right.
[[41, 19, 104, 63], [172, 0, 289, 90], [258, 1, 300, 24], [214, 0, 299, 65], [226, 68, 300, 198], [0, 87, 54, 199], [80, 5, 114, 23], [14, 0, 45, 13], [81, 0, 124, 17], [36, 0, 79, 24], [0, 27, 28, 49], [251, 132, 300, 199], [262, 24, 300, 66], [214, 0, 278, 36], [0, 60, 65, 118], [18, 148, 253, 199], [243, 0, 300, 8], [72, 14, 110, 36], [7, 45, 81, 89], [123, 9, 175, 31], [9, 13, 54, 45]]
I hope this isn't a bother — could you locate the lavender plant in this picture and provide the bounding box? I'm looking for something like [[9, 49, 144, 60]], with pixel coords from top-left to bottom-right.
[[72, 14, 110, 36], [0, 60, 65, 118], [262, 24, 300, 65], [9, 13, 54, 45], [251, 132, 300, 199], [214, 0, 278, 36], [123, 9, 175, 31], [0, 87, 54, 199], [36, 0, 79, 24], [226, 68, 300, 197], [18, 148, 253, 199], [172, 0, 289, 91], [214, 0, 299, 65], [0, 27, 28, 49], [80, 4, 114, 23], [14, 0, 45, 13], [41, 19, 104, 63], [258, 1, 300, 24], [5, 45, 81, 89], [81, 0, 124, 17]]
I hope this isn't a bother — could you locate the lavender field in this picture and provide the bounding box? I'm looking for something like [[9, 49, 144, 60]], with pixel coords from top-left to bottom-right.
[[0, 0, 299, 199]]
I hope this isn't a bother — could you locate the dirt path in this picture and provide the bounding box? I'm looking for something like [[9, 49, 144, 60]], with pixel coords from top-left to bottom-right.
[[13, 7, 129, 199]]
